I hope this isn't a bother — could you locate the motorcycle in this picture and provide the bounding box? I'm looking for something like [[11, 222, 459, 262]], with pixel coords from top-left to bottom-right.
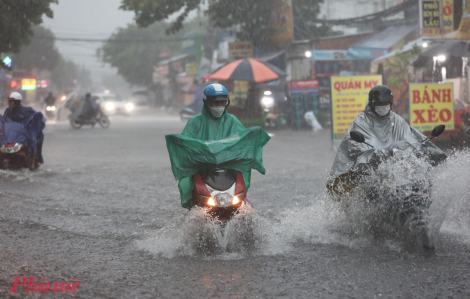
[[348, 125, 446, 249], [69, 108, 110, 129], [45, 105, 56, 119], [0, 121, 43, 170], [192, 168, 248, 221], [0, 143, 37, 169]]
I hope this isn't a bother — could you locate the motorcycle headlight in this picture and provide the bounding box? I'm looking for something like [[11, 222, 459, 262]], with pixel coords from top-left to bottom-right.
[[0, 143, 23, 153], [207, 197, 217, 206], [125, 103, 134, 112], [105, 102, 115, 111], [232, 193, 244, 205], [261, 96, 274, 108], [232, 196, 240, 205]]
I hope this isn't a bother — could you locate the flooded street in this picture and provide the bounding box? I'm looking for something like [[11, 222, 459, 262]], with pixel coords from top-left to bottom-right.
[[0, 110, 469, 298]]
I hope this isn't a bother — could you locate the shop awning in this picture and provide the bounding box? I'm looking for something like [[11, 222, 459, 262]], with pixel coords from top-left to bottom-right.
[[370, 36, 431, 73], [371, 36, 429, 63], [158, 53, 192, 66], [349, 24, 418, 59]]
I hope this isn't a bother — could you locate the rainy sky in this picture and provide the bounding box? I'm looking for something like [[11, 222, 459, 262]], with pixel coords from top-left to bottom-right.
[[41, 0, 135, 80]]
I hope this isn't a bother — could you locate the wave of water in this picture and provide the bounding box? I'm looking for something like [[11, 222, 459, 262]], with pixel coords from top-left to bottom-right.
[[137, 150, 470, 258]]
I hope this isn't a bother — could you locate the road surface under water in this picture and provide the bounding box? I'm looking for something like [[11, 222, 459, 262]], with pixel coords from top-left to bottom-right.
[[1, 109, 470, 298]]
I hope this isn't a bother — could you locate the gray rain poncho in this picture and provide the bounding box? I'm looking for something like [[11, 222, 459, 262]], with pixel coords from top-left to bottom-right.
[[329, 105, 447, 183]]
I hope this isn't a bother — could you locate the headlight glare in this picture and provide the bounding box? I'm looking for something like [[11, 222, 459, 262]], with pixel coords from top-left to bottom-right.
[[105, 102, 115, 111], [207, 197, 216, 206], [232, 196, 240, 205], [125, 103, 134, 111]]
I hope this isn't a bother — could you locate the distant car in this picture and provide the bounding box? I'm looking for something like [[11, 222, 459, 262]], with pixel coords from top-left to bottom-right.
[[92, 93, 135, 115]]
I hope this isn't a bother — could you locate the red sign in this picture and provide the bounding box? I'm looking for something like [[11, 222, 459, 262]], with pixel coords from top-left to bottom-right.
[[228, 42, 253, 58], [289, 79, 319, 91]]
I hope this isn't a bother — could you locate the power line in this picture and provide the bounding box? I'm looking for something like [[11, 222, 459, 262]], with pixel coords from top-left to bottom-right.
[[33, 36, 191, 43]]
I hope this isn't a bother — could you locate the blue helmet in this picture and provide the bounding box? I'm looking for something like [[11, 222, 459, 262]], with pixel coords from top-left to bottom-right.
[[203, 84, 229, 102]]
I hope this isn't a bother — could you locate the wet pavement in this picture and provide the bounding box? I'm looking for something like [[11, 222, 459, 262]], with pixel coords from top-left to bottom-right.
[[1, 109, 470, 298]]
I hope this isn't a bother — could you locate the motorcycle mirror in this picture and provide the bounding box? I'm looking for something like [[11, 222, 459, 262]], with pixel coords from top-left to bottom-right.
[[431, 124, 445, 138], [350, 131, 365, 143]]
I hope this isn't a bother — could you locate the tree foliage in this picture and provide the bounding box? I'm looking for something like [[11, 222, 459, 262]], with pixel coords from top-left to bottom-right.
[[98, 20, 203, 87], [13, 26, 61, 71], [12, 25, 92, 92], [120, 0, 330, 47], [386, 45, 422, 89], [292, 0, 340, 40], [51, 58, 92, 92], [385, 45, 422, 116], [120, 0, 202, 34], [0, 0, 57, 56]]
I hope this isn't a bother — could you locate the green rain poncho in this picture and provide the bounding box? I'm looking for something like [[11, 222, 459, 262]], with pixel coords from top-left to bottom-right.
[[166, 108, 270, 209]]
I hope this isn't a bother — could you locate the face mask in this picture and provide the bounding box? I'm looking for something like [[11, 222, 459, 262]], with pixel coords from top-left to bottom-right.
[[209, 106, 226, 118], [375, 105, 390, 116]]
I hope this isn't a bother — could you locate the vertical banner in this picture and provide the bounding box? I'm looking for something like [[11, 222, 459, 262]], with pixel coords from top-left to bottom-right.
[[331, 76, 382, 140], [442, 0, 454, 34], [409, 83, 454, 132], [421, 0, 442, 36], [270, 0, 294, 44]]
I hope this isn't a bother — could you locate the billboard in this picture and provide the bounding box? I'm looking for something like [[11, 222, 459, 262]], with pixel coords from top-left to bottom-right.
[[289, 79, 319, 93], [409, 83, 454, 132], [421, 0, 442, 36], [228, 41, 253, 59], [21, 79, 36, 90], [331, 75, 382, 140]]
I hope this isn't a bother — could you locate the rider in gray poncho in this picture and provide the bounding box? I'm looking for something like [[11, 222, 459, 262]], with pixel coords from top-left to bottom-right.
[[327, 85, 447, 193]]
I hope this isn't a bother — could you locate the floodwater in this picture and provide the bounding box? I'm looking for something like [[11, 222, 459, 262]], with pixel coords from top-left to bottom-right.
[[1, 108, 470, 298]]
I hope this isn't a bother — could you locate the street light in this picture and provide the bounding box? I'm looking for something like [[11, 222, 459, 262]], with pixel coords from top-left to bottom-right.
[[422, 42, 428, 48], [305, 51, 312, 58]]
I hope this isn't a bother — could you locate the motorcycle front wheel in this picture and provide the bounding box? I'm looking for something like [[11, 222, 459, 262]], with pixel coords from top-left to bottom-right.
[[70, 118, 83, 129], [99, 116, 110, 128]]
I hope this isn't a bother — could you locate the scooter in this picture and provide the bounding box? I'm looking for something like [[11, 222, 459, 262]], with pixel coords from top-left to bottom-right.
[[0, 143, 37, 170], [69, 108, 110, 129], [192, 168, 248, 221], [349, 125, 446, 249]]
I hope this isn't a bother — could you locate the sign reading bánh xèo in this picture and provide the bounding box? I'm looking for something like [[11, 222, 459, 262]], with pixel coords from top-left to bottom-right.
[[409, 83, 454, 132], [331, 75, 382, 140]]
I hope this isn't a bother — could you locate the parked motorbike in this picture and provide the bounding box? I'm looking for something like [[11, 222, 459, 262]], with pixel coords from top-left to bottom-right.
[[192, 168, 248, 221], [180, 105, 197, 122], [69, 108, 110, 129], [348, 125, 446, 249]]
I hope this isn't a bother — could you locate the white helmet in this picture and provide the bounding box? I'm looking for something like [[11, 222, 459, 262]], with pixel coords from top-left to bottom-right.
[[8, 92, 22, 101]]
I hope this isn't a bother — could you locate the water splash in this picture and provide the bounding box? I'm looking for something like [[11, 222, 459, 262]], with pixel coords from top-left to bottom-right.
[[136, 204, 266, 258], [138, 150, 470, 258]]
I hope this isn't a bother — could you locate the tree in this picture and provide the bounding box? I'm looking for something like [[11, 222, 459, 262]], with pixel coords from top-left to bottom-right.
[[384, 45, 422, 116], [0, 0, 57, 64], [98, 20, 204, 87], [120, 0, 202, 34], [292, 0, 340, 40], [98, 24, 163, 86], [120, 0, 332, 48], [13, 26, 61, 71], [51, 58, 92, 92]]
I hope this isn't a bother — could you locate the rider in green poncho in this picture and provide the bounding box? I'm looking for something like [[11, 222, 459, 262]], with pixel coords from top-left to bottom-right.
[[166, 83, 270, 209]]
